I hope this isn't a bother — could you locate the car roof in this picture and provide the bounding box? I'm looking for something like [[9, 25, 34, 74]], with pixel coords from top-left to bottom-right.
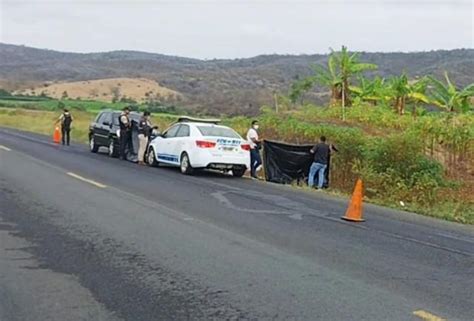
[[177, 116, 221, 124], [109, 110, 140, 115], [180, 122, 230, 129]]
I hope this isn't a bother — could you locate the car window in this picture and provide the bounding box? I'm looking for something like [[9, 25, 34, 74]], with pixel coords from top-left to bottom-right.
[[176, 124, 190, 137], [163, 125, 181, 138], [102, 112, 112, 125], [112, 113, 120, 125], [197, 126, 240, 138], [96, 112, 106, 124], [130, 114, 140, 123]]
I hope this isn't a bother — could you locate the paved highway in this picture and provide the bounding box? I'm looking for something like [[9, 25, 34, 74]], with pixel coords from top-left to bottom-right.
[[0, 127, 473, 321]]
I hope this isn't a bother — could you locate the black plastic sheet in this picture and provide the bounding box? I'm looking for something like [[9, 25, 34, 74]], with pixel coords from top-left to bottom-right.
[[263, 140, 331, 187], [263, 140, 314, 184]]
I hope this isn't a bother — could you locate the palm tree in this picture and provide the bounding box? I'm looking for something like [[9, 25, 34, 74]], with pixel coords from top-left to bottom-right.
[[289, 46, 377, 113], [427, 72, 474, 112], [289, 55, 341, 105], [332, 46, 378, 108]]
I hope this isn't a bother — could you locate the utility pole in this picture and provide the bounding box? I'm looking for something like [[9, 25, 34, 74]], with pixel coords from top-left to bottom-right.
[[273, 90, 279, 113], [341, 82, 346, 121]]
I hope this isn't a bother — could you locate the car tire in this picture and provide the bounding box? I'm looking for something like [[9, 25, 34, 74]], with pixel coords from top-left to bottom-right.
[[232, 167, 246, 178], [108, 138, 118, 158], [89, 135, 99, 153], [180, 152, 194, 175], [147, 147, 158, 167]]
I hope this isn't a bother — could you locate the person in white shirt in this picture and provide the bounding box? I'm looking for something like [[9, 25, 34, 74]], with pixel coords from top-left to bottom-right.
[[246, 120, 262, 179]]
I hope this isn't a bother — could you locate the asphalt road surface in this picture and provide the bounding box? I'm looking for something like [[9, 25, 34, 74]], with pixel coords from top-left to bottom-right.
[[0, 127, 473, 321]]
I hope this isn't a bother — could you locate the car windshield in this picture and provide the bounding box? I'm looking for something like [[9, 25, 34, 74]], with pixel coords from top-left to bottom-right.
[[112, 113, 140, 125], [197, 125, 240, 138]]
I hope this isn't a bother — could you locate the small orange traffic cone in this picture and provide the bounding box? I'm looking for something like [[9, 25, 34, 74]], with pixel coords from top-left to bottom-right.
[[341, 178, 365, 222], [53, 126, 61, 144]]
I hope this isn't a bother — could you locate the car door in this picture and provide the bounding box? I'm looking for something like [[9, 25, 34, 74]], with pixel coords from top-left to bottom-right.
[[171, 124, 190, 163], [155, 124, 181, 164], [92, 112, 110, 146]]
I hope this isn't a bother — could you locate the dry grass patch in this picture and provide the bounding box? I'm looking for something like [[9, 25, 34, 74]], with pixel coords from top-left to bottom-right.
[[16, 78, 180, 103], [0, 108, 95, 143]]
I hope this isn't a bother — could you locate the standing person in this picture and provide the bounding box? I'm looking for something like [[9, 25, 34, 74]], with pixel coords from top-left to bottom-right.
[[308, 136, 330, 189], [247, 120, 262, 179], [119, 107, 133, 160], [56, 108, 73, 146], [323, 143, 338, 188], [137, 111, 152, 165]]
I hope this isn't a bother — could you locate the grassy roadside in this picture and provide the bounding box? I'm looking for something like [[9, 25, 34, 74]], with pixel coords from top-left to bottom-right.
[[1, 107, 472, 224], [0, 108, 178, 143]]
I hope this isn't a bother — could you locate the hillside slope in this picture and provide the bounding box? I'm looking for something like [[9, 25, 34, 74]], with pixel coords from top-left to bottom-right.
[[0, 43, 473, 115], [15, 78, 179, 103]]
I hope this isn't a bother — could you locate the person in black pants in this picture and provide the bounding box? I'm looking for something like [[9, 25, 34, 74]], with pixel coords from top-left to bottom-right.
[[246, 120, 262, 179], [119, 107, 133, 160], [56, 109, 73, 146]]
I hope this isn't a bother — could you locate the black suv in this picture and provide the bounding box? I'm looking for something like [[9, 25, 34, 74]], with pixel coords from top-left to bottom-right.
[[89, 110, 140, 157]]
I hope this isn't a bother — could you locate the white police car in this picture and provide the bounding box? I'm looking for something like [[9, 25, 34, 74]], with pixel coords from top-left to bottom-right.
[[147, 117, 251, 177]]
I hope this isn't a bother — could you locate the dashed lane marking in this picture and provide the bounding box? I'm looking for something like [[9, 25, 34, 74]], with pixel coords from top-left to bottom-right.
[[413, 310, 446, 321], [67, 172, 107, 189], [0, 145, 11, 151]]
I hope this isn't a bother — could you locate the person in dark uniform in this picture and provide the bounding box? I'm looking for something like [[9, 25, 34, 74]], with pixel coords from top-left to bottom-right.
[[56, 109, 73, 146], [119, 107, 133, 160], [137, 111, 152, 165], [308, 136, 330, 189]]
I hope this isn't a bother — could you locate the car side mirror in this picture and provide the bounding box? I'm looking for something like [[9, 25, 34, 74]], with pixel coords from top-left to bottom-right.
[[103, 121, 110, 126]]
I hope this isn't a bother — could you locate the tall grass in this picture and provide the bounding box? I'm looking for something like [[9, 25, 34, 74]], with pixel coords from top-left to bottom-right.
[[1, 105, 472, 223]]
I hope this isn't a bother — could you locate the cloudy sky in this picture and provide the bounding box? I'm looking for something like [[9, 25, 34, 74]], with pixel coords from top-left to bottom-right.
[[0, 0, 472, 59]]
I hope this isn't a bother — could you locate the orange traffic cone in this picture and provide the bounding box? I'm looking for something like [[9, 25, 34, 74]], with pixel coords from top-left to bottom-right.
[[341, 178, 365, 222], [53, 126, 61, 144]]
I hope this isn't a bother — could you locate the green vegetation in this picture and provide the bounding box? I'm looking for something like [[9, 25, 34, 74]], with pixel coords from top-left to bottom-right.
[[0, 97, 127, 113], [0, 95, 181, 115], [256, 46, 474, 224], [0, 46, 473, 224], [226, 106, 474, 224], [291, 46, 474, 116]]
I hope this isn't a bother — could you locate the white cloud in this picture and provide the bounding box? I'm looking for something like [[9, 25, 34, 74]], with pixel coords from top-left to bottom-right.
[[0, 0, 472, 58]]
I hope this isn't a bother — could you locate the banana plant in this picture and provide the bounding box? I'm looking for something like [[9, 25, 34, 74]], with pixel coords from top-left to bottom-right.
[[388, 74, 429, 115], [350, 76, 389, 105], [427, 72, 474, 113], [289, 46, 377, 111], [331, 46, 378, 108]]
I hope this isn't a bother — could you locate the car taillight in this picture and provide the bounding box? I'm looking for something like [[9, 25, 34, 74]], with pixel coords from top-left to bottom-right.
[[196, 140, 216, 148], [241, 144, 251, 151]]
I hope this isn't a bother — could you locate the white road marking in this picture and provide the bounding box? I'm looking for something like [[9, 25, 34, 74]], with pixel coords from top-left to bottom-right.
[[413, 310, 446, 321], [0, 145, 12, 151], [67, 172, 107, 188], [210, 191, 288, 215], [288, 213, 303, 220]]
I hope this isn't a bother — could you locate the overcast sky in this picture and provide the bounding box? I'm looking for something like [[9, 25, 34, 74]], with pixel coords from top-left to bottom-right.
[[0, 0, 472, 59]]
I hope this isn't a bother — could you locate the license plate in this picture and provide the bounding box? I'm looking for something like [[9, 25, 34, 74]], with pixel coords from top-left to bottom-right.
[[222, 147, 235, 152]]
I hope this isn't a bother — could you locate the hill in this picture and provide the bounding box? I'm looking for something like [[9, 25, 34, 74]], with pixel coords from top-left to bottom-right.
[[15, 78, 180, 103], [0, 43, 473, 115]]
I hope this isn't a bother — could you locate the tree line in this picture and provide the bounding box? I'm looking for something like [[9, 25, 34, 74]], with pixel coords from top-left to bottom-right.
[[289, 46, 474, 116]]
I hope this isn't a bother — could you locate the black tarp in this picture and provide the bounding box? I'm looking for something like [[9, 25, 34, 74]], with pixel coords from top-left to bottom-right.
[[263, 140, 331, 187]]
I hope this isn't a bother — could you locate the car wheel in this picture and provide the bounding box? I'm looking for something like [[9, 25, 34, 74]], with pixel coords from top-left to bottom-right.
[[89, 135, 99, 153], [232, 166, 246, 178], [180, 152, 194, 175], [147, 147, 158, 167], [108, 139, 118, 158]]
